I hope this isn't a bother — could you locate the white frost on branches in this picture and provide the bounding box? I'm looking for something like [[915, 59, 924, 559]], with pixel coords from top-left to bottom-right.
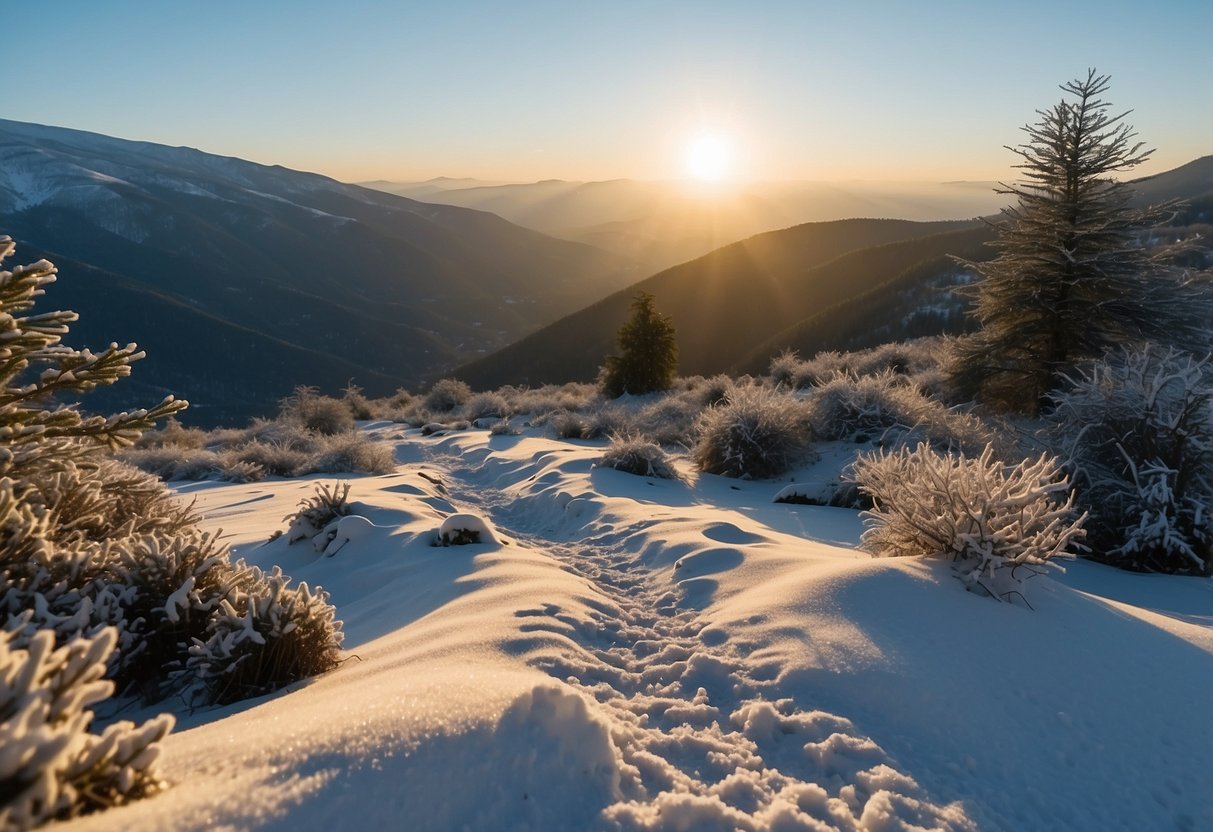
[[1052, 346, 1212, 573], [849, 443, 1086, 601], [0, 627, 173, 831]]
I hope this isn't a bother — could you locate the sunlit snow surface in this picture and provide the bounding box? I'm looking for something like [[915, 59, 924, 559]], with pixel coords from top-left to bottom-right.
[[68, 423, 1213, 831]]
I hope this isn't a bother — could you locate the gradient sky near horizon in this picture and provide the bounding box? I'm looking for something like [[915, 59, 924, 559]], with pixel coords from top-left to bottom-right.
[[10, 1, 1212, 184]]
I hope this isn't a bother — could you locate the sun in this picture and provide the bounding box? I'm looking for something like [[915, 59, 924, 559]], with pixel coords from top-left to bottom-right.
[[684, 133, 733, 181]]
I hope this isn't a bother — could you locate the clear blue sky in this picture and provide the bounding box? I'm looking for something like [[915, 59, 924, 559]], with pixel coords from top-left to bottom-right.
[[9, 1, 1211, 183]]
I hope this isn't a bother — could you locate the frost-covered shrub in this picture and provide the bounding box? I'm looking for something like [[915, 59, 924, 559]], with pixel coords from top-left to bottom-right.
[[424, 378, 472, 414], [806, 371, 990, 453], [0, 627, 174, 830], [508, 382, 600, 417], [216, 457, 264, 483], [694, 387, 812, 479], [807, 371, 919, 442], [226, 440, 309, 477], [582, 406, 633, 440], [341, 384, 376, 420], [849, 443, 1086, 600], [1050, 347, 1213, 575], [769, 349, 851, 389], [279, 386, 355, 435], [133, 447, 223, 481], [633, 396, 700, 446], [769, 350, 802, 389], [188, 564, 343, 705], [598, 435, 680, 480], [132, 417, 207, 450], [0, 236, 341, 750], [489, 419, 521, 436], [770, 340, 949, 392], [549, 410, 589, 440], [40, 458, 199, 545], [285, 483, 353, 545], [688, 374, 735, 408], [461, 391, 511, 422], [125, 425, 396, 481], [103, 531, 230, 700], [300, 432, 397, 476]]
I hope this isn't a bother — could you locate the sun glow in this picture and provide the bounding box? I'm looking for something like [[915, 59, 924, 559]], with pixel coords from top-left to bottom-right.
[[684, 133, 734, 181]]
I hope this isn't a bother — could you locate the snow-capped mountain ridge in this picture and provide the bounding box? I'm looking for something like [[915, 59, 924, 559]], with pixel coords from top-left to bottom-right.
[[0, 119, 631, 425]]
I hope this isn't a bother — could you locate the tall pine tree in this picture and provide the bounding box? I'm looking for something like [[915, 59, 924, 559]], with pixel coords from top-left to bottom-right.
[[951, 70, 1210, 412], [600, 291, 678, 397]]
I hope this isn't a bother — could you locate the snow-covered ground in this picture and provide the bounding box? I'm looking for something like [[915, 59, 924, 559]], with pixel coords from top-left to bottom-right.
[[66, 423, 1213, 831]]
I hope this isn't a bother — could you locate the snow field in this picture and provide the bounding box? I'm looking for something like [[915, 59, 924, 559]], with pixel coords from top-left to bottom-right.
[[63, 423, 1213, 831]]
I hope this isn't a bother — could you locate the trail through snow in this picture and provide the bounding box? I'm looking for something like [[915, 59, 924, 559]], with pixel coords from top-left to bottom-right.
[[64, 425, 1213, 832], [435, 445, 973, 830]]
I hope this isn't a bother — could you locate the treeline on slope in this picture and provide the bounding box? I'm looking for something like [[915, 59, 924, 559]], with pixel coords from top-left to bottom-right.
[[453, 217, 979, 389]]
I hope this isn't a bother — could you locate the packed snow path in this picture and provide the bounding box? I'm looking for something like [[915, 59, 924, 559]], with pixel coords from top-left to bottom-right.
[[431, 440, 975, 830], [76, 426, 1212, 832]]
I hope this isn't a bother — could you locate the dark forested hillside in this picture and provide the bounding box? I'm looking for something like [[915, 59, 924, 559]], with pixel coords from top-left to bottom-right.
[[452, 219, 980, 388], [0, 119, 631, 424]]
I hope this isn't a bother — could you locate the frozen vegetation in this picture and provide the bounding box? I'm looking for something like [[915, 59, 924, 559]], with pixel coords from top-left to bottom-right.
[[5, 70, 1212, 832], [37, 410, 1212, 832], [78, 332, 1212, 831]]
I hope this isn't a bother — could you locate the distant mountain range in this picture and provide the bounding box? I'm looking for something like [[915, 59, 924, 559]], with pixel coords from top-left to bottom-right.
[[454, 155, 1213, 389], [3, 117, 1206, 423], [364, 177, 1010, 275], [0, 119, 632, 424]]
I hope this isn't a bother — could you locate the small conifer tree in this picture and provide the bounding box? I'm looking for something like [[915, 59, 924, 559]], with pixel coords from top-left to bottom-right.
[[0, 236, 187, 826], [600, 291, 678, 397], [0, 237, 187, 468], [950, 70, 1210, 412]]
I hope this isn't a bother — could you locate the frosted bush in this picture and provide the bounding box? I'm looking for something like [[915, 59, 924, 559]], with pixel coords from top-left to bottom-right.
[[687, 374, 735, 408], [217, 457, 264, 483], [0, 627, 173, 830], [598, 434, 680, 480], [507, 383, 600, 418], [300, 432, 397, 476], [583, 406, 633, 440], [807, 371, 990, 453], [125, 426, 395, 480], [1050, 347, 1213, 574], [132, 417, 207, 450], [39, 458, 198, 544], [769, 349, 851, 389], [549, 410, 589, 439], [489, 419, 521, 436], [340, 384, 376, 420], [279, 386, 355, 435], [694, 387, 812, 479], [424, 378, 472, 414], [285, 483, 353, 545], [0, 237, 341, 741], [188, 564, 343, 705], [849, 443, 1086, 601], [770, 340, 949, 391], [768, 350, 802, 389], [104, 531, 230, 699], [633, 396, 700, 446], [461, 390, 511, 421], [227, 440, 309, 477]]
